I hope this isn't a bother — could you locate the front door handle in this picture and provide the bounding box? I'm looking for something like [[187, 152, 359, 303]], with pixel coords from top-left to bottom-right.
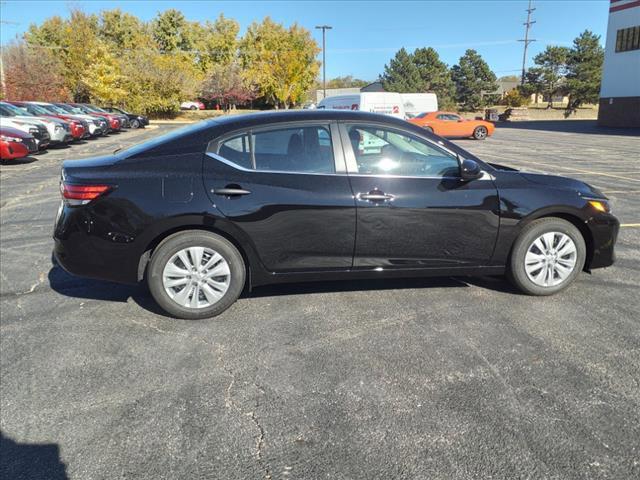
[[358, 191, 394, 202], [212, 187, 251, 196]]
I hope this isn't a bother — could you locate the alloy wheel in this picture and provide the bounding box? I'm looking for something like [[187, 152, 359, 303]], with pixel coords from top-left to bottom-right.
[[162, 247, 231, 309], [474, 127, 487, 139], [524, 232, 577, 287]]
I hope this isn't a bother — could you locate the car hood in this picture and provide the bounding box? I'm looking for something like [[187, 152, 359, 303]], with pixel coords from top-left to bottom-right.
[[520, 172, 607, 199]]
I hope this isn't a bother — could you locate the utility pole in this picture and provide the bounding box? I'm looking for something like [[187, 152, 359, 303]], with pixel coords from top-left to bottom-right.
[[315, 25, 332, 101], [518, 0, 536, 85]]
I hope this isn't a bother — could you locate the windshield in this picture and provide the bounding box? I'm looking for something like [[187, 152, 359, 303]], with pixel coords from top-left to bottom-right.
[[83, 105, 103, 113], [27, 104, 52, 115], [1, 103, 31, 117], [46, 104, 69, 115]]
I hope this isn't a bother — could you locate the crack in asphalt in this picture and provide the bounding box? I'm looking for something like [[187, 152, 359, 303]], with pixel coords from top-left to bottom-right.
[[123, 316, 271, 479]]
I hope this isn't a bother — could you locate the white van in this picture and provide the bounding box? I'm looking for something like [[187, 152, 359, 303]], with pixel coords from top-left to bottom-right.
[[318, 92, 406, 119], [400, 93, 438, 118]]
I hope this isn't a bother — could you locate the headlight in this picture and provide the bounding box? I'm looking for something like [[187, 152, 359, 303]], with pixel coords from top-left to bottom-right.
[[0, 135, 23, 142], [55, 125, 64, 131], [587, 199, 611, 213]]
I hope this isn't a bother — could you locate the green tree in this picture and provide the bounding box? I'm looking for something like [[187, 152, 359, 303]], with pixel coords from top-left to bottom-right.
[[98, 9, 148, 53], [451, 49, 498, 111], [412, 47, 455, 108], [151, 9, 193, 53], [520, 67, 544, 103], [239, 18, 319, 108], [326, 76, 369, 88], [120, 50, 200, 116], [193, 14, 240, 71], [381, 48, 421, 92], [533, 45, 570, 108], [564, 30, 604, 114]]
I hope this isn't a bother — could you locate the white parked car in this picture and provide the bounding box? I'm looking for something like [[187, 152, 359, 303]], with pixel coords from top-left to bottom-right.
[[0, 116, 50, 150], [180, 101, 205, 110]]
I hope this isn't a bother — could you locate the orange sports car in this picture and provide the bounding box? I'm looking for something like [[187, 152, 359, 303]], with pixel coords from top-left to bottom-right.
[[408, 111, 495, 140]]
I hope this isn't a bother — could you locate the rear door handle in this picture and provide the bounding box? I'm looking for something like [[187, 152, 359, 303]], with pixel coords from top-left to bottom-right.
[[358, 192, 394, 202], [212, 187, 251, 196]]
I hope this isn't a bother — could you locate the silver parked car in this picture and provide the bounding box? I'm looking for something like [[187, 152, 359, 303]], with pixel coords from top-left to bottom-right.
[[0, 102, 72, 145]]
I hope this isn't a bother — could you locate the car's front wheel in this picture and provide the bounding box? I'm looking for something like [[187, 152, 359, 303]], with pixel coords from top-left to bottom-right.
[[190, 105, 198, 110], [147, 231, 245, 319], [508, 218, 586, 296], [473, 126, 488, 140], [131, 119, 140, 129]]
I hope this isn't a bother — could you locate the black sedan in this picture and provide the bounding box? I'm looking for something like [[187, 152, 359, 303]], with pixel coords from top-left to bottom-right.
[[53, 111, 619, 319], [102, 106, 149, 129]]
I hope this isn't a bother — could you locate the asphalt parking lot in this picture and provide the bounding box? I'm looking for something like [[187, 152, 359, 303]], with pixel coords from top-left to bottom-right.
[[1, 120, 639, 479]]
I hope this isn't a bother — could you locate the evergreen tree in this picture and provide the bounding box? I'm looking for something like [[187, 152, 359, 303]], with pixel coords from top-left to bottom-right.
[[381, 48, 421, 92], [451, 49, 498, 111], [564, 30, 604, 113], [533, 46, 570, 108], [412, 47, 455, 107]]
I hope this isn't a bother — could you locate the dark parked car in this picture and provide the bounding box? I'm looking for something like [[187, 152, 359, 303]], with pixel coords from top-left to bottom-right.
[[102, 106, 149, 129], [53, 111, 619, 319]]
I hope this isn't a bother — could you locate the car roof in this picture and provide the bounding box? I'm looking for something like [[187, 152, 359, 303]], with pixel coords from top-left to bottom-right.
[[208, 109, 413, 131]]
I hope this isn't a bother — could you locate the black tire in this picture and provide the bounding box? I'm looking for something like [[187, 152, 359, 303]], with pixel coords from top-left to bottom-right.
[[190, 105, 197, 110], [508, 218, 586, 296], [131, 119, 140, 129], [147, 230, 245, 319], [473, 126, 488, 140], [423, 126, 434, 134]]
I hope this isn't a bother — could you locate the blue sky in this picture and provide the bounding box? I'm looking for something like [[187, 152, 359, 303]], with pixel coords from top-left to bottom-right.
[[0, 0, 609, 80]]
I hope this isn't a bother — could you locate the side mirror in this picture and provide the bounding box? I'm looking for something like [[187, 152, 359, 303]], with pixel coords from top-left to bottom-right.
[[460, 159, 482, 181]]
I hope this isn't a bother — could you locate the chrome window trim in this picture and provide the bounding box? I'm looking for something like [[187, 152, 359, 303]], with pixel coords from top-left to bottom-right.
[[206, 151, 493, 181], [206, 152, 348, 177]]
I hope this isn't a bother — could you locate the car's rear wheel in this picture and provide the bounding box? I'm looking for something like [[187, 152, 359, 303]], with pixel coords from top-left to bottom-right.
[[473, 126, 488, 140], [190, 105, 197, 110], [147, 231, 245, 319], [508, 218, 586, 296]]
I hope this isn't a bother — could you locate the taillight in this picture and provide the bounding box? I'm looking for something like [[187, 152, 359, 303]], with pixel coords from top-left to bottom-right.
[[61, 183, 112, 205]]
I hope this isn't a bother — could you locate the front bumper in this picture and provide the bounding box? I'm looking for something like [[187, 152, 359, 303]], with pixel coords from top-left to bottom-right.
[[586, 212, 619, 270]]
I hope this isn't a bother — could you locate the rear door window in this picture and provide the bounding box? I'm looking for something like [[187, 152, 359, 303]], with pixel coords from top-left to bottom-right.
[[215, 124, 335, 174]]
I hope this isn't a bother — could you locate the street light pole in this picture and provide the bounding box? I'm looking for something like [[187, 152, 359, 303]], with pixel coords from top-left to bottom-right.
[[315, 25, 332, 101]]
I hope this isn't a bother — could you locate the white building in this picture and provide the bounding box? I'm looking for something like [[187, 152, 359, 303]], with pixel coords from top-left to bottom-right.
[[598, 0, 640, 127]]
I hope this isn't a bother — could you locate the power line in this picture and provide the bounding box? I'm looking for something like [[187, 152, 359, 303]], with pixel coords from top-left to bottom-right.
[[518, 0, 536, 85]]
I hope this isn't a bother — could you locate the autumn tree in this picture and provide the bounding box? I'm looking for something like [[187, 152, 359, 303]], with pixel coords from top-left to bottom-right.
[[451, 49, 498, 111], [200, 61, 257, 110], [25, 9, 102, 101], [239, 18, 319, 108], [2, 41, 70, 101], [82, 43, 128, 105], [564, 30, 604, 114]]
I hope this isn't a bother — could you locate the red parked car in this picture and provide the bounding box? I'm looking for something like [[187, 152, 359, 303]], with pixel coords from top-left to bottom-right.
[[0, 127, 37, 161], [10, 101, 89, 140], [66, 103, 121, 131]]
